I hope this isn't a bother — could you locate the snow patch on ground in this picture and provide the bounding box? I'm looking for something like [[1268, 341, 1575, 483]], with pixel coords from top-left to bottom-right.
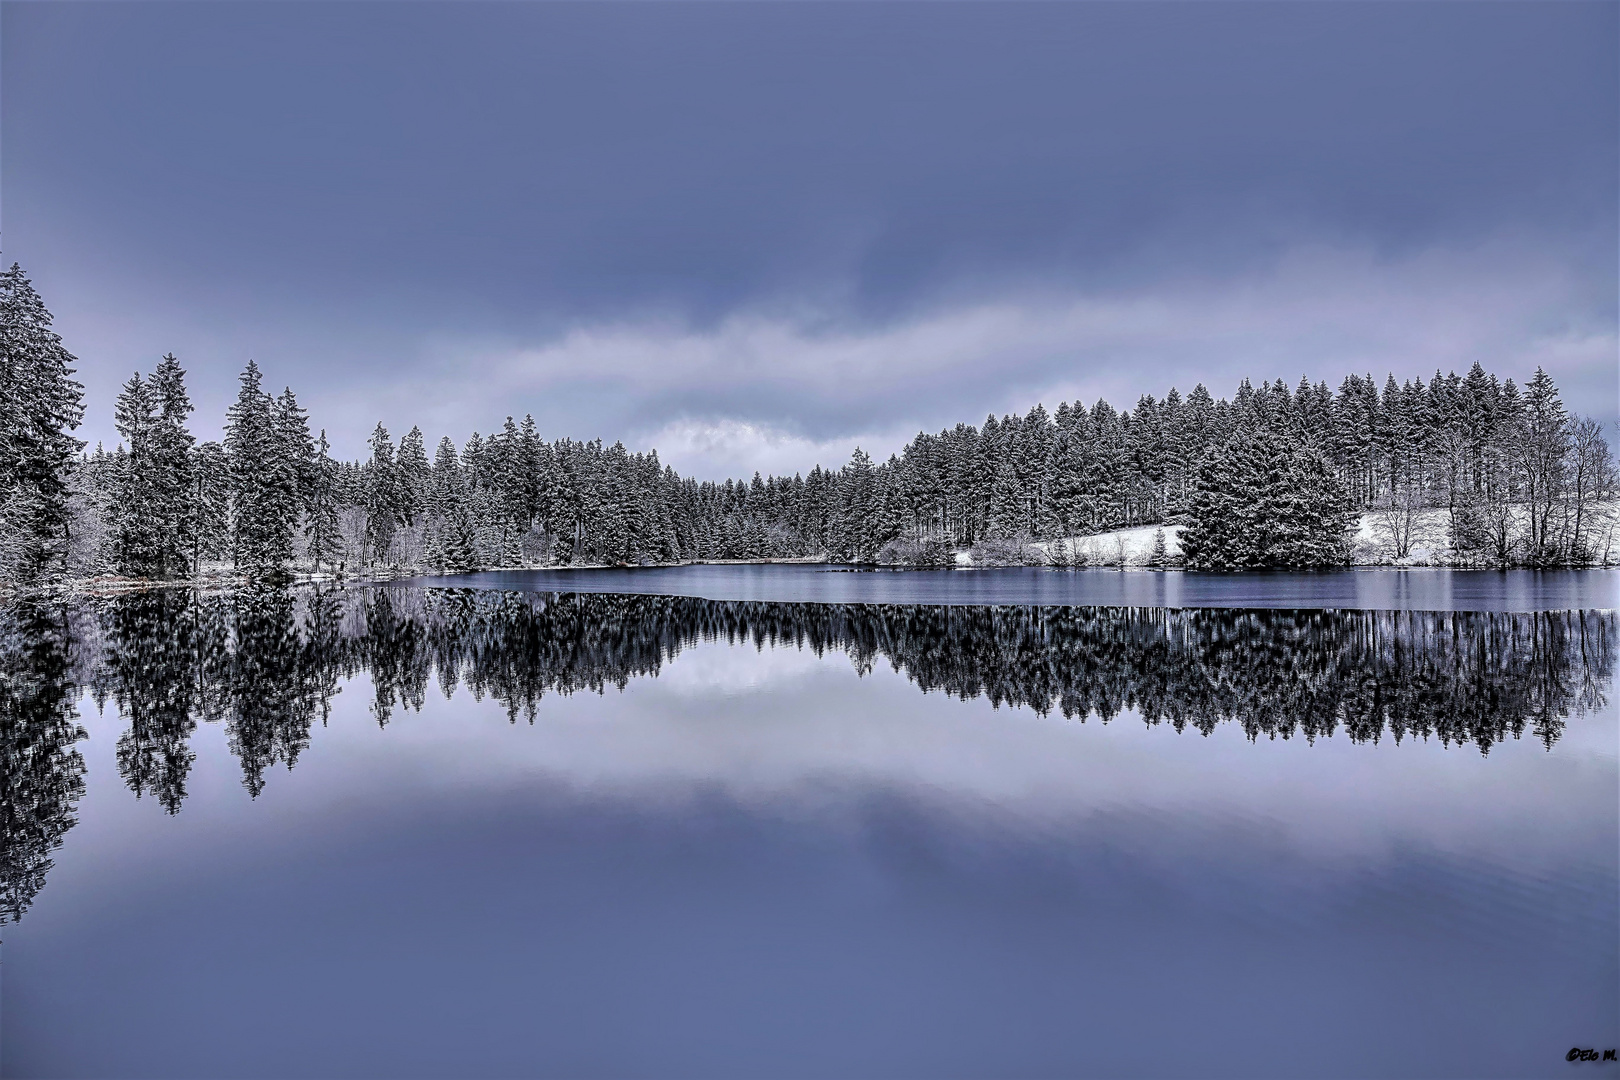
[[955, 525, 1182, 568], [1047, 525, 1183, 566], [955, 504, 1620, 568]]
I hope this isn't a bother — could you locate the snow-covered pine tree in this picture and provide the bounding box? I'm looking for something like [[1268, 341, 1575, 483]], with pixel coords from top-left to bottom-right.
[[1180, 440, 1248, 571], [305, 430, 342, 572], [1266, 445, 1354, 568], [599, 441, 632, 564], [517, 415, 545, 534], [192, 441, 232, 569], [867, 458, 907, 558], [272, 388, 312, 562], [1048, 428, 1089, 539], [223, 362, 286, 574], [111, 357, 200, 579], [437, 503, 480, 572], [1233, 427, 1287, 567], [111, 372, 162, 576], [835, 448, 876, 561], [421, 435, 461, 568], [397, 427, 429, 515], [987, 456, 1021, 541], [1518, 367, 1570, 563], [396, 425, 430, 562], [365, 423, 399, 566], [1149, 526, 1168, 567], [427, 436, 463, 519], [0, 263, 86, 584], [149, 355, 198, 577]]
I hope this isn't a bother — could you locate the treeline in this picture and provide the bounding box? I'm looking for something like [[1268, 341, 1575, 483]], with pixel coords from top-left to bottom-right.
[[4, 261, 1617, 585]]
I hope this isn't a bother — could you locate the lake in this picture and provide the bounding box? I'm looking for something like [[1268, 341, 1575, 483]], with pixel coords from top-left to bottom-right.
[[3, 568, 1616, 1078], [411, 564, 1620, 611]]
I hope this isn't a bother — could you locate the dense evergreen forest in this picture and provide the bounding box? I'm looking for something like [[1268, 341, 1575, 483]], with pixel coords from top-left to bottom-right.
[[4, 585, 1613, 919], [3, 261, 1617, 586]]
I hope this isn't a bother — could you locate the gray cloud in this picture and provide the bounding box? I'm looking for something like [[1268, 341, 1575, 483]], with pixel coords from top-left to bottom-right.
[[5, 3, 1614, 475]]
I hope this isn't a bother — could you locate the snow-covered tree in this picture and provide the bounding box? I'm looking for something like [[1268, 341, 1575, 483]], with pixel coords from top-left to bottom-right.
[[0, 264, 86, 584], [149, 355, 198, 576], [224, 361, 297, 574], [364, 423, 400, 565], [305, 430, 343, 571]]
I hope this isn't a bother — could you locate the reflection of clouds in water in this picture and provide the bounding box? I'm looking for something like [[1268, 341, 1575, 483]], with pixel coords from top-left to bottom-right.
[[655, 637, 828, 697], [280, 639, 1616, 884], [18, 587, 1616, 1079], [31, 587, 1617, 919]]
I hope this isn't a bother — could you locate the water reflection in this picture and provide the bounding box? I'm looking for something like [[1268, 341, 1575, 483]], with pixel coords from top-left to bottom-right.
[[0, 604, 88, 923], [1, 586, 1614, 923]]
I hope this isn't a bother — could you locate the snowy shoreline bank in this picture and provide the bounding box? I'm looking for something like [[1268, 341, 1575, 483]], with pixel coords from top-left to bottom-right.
[[22, 517, 1619, 601]]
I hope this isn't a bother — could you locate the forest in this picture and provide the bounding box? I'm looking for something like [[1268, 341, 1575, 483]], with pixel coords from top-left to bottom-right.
[[3, 260, 1618, 587], [4, 585, 1613, 920]]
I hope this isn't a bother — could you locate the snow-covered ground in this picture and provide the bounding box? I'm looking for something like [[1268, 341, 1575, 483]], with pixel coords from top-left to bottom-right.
[[955, 525, 1182, 567], [1043, 525, 1183, 567], [954, 504, 1620, 568]]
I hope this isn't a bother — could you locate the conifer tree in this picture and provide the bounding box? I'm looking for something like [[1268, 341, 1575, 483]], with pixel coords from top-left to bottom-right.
[[149, 355, 198, 576], [111, 358, 199, 579], [112, 372, 163, 576], [436, 504, 480, 572], [1183, 429, 1352, 570], [191, 441, 232, 569], [305, 430, 342, 571], [1267, 445, 1355, 568], [836, 448, 876, 561], [396, 426, 430, 529], [1180, 442, 1247, 571], [272, 388, 312, 548], [0, 263, 86, 583], [1149, 527, 1168, 567], [1518, 367, 1570, 562], [224, 362, 288, 573], [365, 423, 400, 565]]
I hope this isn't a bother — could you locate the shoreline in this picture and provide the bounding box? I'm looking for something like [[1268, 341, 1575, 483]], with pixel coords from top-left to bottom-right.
[[14, 558, 1619, 601]]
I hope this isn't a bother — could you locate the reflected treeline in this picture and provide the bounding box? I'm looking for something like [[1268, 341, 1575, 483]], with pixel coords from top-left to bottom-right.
[[0, 603, 89, 923], [2, 585, 1615, 919], [345, 590, 1614, 757]]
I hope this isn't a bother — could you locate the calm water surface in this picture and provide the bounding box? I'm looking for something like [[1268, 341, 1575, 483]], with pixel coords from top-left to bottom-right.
[[3, 572, 1616, 1078], [419, 563, 1620, 611]]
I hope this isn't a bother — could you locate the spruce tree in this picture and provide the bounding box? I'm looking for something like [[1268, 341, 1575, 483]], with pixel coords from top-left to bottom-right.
[[1149, 527, 1168, 567], [1180, 442, 1246, 570], [1184, 429, 1352, 570], [1518, 367, 1570, 561], [836, 448, 876, 561], [112, 372, 163, 576], [1268, 445, 1355, 568], [0, 264, 86, 583], [224, 361, 292, 574], [365, 423, 400, 566], [149, 355, 198, 577], [305, 430, 342, 571], [437, 504, 480, 572], [272, 388, 312, 559], [191, 441, 232, 569], [110, 357, 199, 579], [396, 426, 430, 533], [987, 457, 1021, 540]]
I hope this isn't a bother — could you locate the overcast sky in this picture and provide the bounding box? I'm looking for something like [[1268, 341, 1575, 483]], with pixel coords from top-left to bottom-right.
[[4, 2, 1615, 479]]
